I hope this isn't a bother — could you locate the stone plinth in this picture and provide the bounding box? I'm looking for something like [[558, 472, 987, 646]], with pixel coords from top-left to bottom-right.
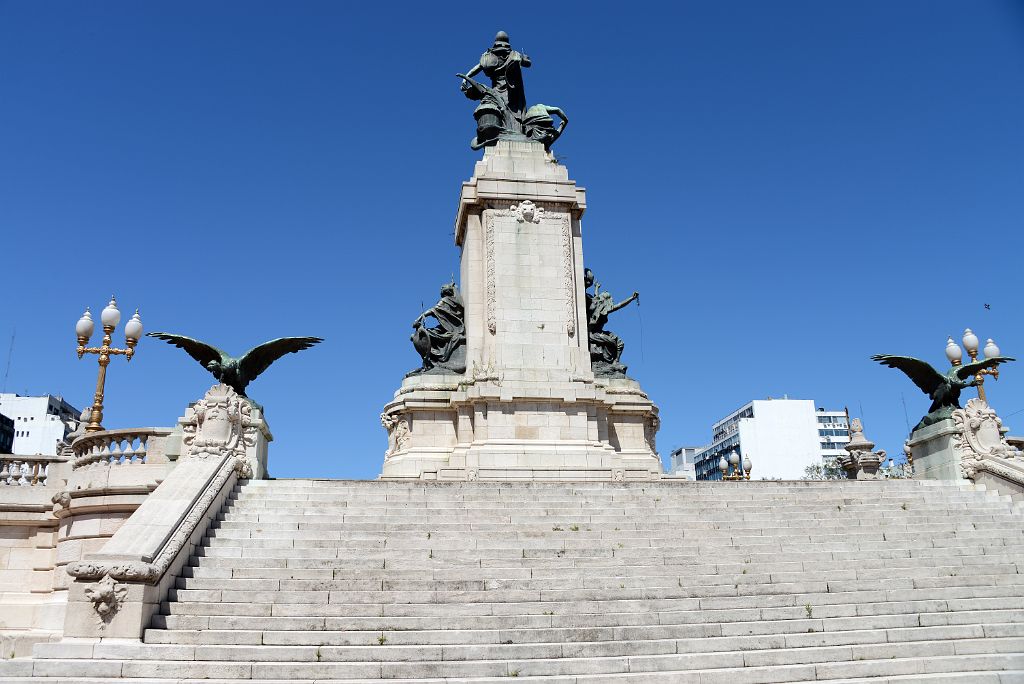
[[905, 419, 961, 481], [381, 140, 660, 481]]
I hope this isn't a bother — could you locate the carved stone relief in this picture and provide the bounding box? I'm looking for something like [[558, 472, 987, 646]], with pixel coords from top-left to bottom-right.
[[952, 398, 1020, 479], [561, 214, 576, 337], [84, 574, 127, 622]]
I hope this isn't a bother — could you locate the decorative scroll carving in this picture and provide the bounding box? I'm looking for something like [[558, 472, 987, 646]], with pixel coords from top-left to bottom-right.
[[68, 385, 254, 587], [952, 398, 1020, 480], [67, 450, 241, 585], [182, 384, 259, 471], [484, 212, 497, 334], [84, 575, 128, 622], [561, 214, 576, 337]]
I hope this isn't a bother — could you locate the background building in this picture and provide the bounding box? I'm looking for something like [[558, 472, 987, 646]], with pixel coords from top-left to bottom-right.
[[667, 446, 699, 479], [0, 413, 13, 453], [692, 398, 851, 480], [0, 394, 82, 456]]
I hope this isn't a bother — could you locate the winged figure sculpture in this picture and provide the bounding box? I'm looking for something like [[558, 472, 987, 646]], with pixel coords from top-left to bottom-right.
[[871, 353, 1014, 431], [147, 332, 323, 399]]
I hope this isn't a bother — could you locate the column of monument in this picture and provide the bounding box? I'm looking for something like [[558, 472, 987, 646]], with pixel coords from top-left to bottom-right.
[[380, 31, 661, 481]]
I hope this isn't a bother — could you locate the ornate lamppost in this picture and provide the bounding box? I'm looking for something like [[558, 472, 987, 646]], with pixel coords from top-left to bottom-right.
[[75, 297, 143, 433], [945, 329, 1002, 403], [719, 449, 752, 481]]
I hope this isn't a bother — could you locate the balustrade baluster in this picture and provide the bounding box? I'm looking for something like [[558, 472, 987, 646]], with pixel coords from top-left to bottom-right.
[[123, 436, 137, 463], [0, 459, 9, 484]]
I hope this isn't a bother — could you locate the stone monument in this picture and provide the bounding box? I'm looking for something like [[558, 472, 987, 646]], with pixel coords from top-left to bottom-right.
[[380, 33, 660, 481]]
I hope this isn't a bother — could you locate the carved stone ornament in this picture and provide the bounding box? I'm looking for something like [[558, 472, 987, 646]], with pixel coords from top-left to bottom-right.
[[560, 214, 576, 337], [381, 412, 411, 458], [466, 468, 479, 481], [51, 490, 71, 510], [838, 418, 887, 480], [510, 200, 544, 223], [951, 398, 1020, 479], [181, 383, 259, 469], [84, 574, 128, 622]]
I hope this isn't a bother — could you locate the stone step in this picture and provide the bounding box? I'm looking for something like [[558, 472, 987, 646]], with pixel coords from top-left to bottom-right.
[[172, 561, 1024, 592], [157, 590, 1024, 620], [3, 648, 1022, 680], [181, 554, 1024, 581], [140, 620, 1024, 649], [153, 606, 1024, 635], [29, 629, 1024, 664], [1, 669, 1022, 684]]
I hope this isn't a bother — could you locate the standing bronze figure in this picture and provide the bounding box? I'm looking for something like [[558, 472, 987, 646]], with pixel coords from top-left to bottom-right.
[[457, 31, 568, 151], [585, 268, 639, 377]]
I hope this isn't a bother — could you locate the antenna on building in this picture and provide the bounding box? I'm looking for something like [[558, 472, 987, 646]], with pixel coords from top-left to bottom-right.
[[899, 393, 911, 433], [1, 328, 14, 394]]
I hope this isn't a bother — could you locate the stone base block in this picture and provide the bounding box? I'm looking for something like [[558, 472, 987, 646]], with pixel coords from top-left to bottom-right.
[[906, 419, 962, 481], [380, 375, 661, 481]]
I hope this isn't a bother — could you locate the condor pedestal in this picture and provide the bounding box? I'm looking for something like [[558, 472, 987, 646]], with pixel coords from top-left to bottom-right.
[[380, 140, 660, 481]]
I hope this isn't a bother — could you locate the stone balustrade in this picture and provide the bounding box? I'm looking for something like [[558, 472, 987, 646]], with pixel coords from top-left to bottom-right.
[[0, 455, 62, 486], [71, 428, 173, 470]]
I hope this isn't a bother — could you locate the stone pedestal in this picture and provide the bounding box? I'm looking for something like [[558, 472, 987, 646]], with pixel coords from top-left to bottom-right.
[[381, 140, 660, 481], [905, 419, 962, 481]]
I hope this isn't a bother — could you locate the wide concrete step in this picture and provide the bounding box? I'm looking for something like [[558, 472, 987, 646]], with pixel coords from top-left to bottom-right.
[[172, 562, 1024, 593], [141, 620, 1024, 648], [154, 608, 1024, 636], [3, 650, 1023, 681]]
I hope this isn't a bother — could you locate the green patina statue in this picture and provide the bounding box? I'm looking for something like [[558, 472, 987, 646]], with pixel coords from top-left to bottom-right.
[[458, 31, 568, 150], [872, 353, 1014, 431], [585, 268, 639, 378], [407, 281, 466, 377], [147, 332, 322, 400]]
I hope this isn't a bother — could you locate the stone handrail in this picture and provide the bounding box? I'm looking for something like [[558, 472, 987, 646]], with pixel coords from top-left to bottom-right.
[[71, 428, 173, 469], [0, 454, 63, 486]]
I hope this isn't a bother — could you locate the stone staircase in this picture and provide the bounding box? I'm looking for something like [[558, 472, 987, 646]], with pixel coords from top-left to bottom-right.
[[3, 478, 1024, 683]]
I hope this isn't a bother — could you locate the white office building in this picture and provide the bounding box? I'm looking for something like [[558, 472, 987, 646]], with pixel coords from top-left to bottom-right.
[[0, 394, 82, 456], [667, 446, 700, 480], [693, 398, 851, 480]]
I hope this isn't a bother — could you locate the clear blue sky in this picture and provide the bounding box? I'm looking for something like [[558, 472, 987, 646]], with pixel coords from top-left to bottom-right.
[[2, 1, 1023, 478]]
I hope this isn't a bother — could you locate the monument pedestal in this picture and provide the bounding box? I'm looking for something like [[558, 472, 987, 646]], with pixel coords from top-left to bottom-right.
[[381, 140, 660, 481], [905, 419, 962, 481]]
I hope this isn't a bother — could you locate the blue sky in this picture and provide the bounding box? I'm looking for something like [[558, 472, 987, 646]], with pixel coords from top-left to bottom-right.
[[2, 1, 1023, 478]]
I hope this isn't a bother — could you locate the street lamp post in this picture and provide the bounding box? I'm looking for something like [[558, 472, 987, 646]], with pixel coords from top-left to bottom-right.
[[75, 297, 143, 432], [945, 329, 1002, 403], [719, 449, 752, 481]]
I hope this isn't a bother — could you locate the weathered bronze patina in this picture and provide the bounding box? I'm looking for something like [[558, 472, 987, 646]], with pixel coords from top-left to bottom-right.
[[147, 332, 322, 399], [458, 31, 568, 150], [407, 282, 466, 376], [585, 268, 639, 378], [872, 353, 1014, 431]]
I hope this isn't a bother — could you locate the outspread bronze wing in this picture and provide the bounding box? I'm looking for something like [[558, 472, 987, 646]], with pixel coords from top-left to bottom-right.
[[146, 332, 229, 368], [870, 355, 946, 396], [238, 337, 323, 383], [955, 356, 1016, 381]]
